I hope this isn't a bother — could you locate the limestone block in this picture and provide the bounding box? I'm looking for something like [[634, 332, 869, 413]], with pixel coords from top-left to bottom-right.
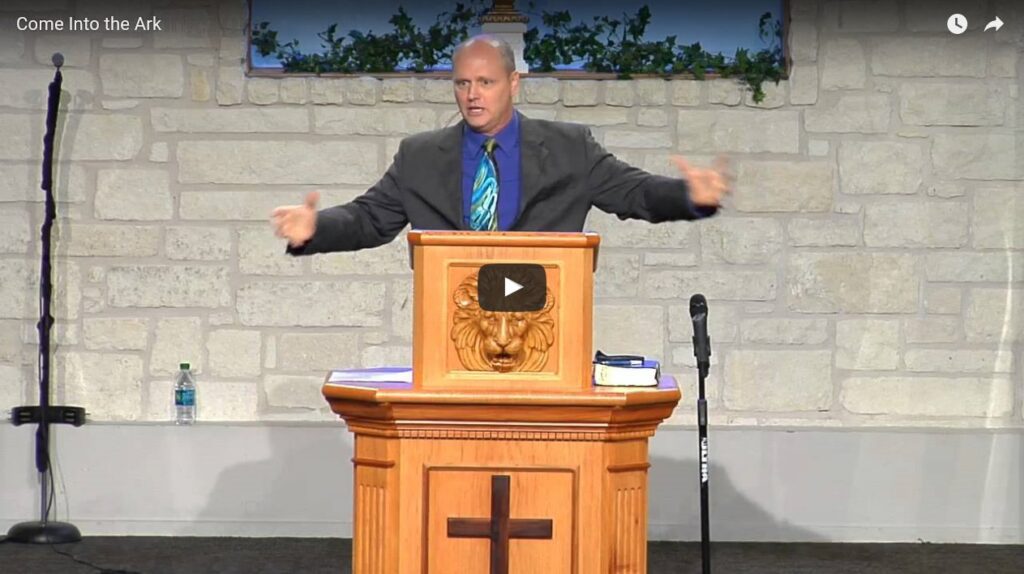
[[237, 281, 385, 327], [264, 375, 323, 409], [278, 332, 360, 371], [177, 141, 379, 184], [219, 36, 246, 64], [151, 317, 203, 376], [788, 20, 818, 61], [0, 321, 26, 362], [104, 37, 143, 49], [391, 277, 412, 340], [637, 109, 668, 127], [965, 288, 1024, 342], [787, 217, 860, 247], [899, 83, 1007, 126], [150, 142, 169, 162], [0, 115, 36, 160], [190, 68, 211, 102], [604, 131, 673, 149], [362, 345, 412, 368], [83, 318, 148, 351], [208, 329, 261, 377], [180, 189, 361, 221], [830, 0, 899, 31], [414, 79, 452, 103], [238, 227, 304, 275], [839, 141, 923, 195], [593, 253, 640, 298], [643, 270, 777, 301], [197, 382, 259, 421], [820, 39, 865, 89], [787, 253, 917, 313], [872, 37, 988, 77], [701, 217, 783, 264], [69, 115, 143, 161], [558, 108, 629, 126], [314, 107, 435, 136], [924, 286, 962, 314], [835, 319, 900, 370], [707, 79, 742, 106], [585, 211, 698, 248], [218, 0, 246, 30], [932, 134, 1018, 180], [100, 54, 184, 98], [0, 17, 24, 64], [153, 8, 214, 49], [59, 224, 160, 256], [0, 365, 23, 411], [734, 160, 833, 212], [165, 226, 232, 261], [107, 266, 231, 308], [904, 349, 1013, 374], [0, 69, 94, 110], [311, 236, 409, 275], [671, 81, 701, 106], [634, 79, 667, 105], [593, 305, 665, 359], [58, 352, 143, 421], [603, 81, 634, 107], [741, 318, 829, 345], [280, 78, 308, 104], [864, 202, 967, 247], [643, 252, 697, 267], [246, 78, 280, 105], [95, 170, 172, 220], [788, 64, 818, 105], [522, 77, 559, 104], [339, 77, 379, 105], [973, 186, 1024, 248], [562, 81, 599, 106], [841, 377, 1013, 417], [904, 317, 960, 344], [215, 65, 244, 105], [723, 350, 833, 411], [925, 252, 1023, 282], [34, 34, 91, 67], [678, 110, 800, 153], [743, 81, 786, 109], [668, 305, 738, 344], [805, 94, 889, 133], [0, 210, 31, 254], [989, 45, 1018, 78]]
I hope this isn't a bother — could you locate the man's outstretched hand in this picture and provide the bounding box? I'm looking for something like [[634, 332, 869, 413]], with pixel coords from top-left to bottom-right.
[[271, 190, 320, 248], [671, 155, 733, 208]]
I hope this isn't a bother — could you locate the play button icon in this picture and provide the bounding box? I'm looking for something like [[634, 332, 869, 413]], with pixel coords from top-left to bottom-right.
[[478, 264, 546, 312], [505, 278, 523, 297]]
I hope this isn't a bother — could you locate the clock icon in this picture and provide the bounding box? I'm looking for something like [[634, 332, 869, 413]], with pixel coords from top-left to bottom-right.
[[947, 13, 968, 34]]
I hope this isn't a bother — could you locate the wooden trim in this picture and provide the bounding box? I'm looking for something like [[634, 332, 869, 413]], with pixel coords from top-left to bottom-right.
[[407, 230, 600, 249], [607, 462, 651, 473], [351, 457, 396, 469]]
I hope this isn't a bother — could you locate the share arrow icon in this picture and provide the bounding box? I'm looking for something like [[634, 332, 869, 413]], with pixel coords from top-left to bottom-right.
[[985, 17, 1004, 32]]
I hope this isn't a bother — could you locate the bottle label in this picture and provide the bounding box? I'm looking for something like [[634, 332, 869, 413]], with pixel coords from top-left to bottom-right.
[[175, 388, 195, 407]]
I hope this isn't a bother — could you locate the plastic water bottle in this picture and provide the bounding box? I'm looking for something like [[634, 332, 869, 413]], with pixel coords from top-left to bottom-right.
[[174, 362, 196, 425]]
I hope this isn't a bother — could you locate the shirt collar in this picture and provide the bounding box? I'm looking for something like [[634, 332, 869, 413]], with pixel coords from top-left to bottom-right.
[[463, 111, 520, 155]]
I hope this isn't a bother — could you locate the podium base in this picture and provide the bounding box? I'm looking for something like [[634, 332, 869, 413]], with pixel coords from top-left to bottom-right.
[[6, 520, 82, 544]]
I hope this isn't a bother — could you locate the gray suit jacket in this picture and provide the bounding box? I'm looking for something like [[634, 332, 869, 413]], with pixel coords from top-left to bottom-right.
[[290, 112, 715, 255]]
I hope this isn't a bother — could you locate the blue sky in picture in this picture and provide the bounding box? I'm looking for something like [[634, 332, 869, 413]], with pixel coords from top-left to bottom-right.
[[250, 0, 784, 69]]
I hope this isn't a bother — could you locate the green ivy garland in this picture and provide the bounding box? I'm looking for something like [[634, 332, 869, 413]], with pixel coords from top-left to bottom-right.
[[252, 3, 784, 103]]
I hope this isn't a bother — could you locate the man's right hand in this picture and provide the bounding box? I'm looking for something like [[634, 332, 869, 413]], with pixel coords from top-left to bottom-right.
[[271, 190, 320, 248]]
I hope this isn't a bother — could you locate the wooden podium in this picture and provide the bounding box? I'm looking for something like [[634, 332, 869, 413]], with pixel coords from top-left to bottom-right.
[[323, 231, 680, 574]]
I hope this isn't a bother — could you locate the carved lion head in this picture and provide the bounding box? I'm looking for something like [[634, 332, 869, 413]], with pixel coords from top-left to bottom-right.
[[450, 273, 556, 373]]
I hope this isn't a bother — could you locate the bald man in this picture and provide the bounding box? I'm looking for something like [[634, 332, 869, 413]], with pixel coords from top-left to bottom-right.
[[273, 35, 729, 254]]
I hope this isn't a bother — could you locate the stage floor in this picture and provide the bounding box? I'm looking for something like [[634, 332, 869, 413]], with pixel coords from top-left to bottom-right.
[[1, 537, 1021, 573]]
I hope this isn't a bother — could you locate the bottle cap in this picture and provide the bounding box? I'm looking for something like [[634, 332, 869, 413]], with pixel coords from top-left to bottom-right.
[[180, 362, 190, 370]]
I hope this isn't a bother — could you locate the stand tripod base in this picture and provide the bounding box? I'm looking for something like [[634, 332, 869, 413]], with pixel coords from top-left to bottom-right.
[[6, 520, 81, 544]]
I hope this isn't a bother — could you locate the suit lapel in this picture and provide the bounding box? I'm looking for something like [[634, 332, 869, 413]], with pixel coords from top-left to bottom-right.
[[515, 114, 549, 229], [435, 123, 464, 229]]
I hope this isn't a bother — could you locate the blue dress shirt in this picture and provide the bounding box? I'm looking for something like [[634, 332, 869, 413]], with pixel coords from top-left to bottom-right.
[[461, 112, 521, 231]]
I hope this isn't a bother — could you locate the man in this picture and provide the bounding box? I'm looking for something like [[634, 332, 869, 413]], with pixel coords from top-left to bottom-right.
[[272, 35, 730, 253]]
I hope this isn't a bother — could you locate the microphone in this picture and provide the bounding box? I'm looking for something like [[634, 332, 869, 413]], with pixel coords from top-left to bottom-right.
[[689, 293, 711, 374], [52, 52, 64, 69]]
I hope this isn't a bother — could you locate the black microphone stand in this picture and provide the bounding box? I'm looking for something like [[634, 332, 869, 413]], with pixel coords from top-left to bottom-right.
[[6, 53, 86, 545], [690, 294, 712, 574]]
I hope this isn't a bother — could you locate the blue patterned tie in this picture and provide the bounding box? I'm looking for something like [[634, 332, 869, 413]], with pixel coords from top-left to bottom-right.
[[470, 138, 499, 231]]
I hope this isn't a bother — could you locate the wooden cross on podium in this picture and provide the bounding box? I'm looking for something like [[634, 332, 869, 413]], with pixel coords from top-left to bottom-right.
[[447, 474, 554, 574]]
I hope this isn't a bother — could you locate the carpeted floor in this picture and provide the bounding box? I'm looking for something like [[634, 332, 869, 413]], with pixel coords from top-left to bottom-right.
[[1, 537, 1021, 573]]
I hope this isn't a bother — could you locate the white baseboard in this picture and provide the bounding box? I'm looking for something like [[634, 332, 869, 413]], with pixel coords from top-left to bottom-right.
[[2, 424, 1021, 543]]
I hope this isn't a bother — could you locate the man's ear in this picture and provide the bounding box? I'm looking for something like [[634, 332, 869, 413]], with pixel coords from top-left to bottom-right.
[[509, 70, 521, 94]]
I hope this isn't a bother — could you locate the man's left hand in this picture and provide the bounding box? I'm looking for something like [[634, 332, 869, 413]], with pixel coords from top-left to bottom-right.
[[671, 155, 733, 208]]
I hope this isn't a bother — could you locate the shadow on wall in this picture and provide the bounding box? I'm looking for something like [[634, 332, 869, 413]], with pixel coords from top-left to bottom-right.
[[197, 425, 354, 538], [648, 455, 824, 544]]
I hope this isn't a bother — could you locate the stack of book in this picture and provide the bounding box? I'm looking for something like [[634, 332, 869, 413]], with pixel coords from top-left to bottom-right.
[[592, 351, 661, 387]]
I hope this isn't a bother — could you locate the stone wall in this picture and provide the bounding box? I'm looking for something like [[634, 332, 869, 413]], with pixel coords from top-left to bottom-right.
[[0, 0, 1021, 427]]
